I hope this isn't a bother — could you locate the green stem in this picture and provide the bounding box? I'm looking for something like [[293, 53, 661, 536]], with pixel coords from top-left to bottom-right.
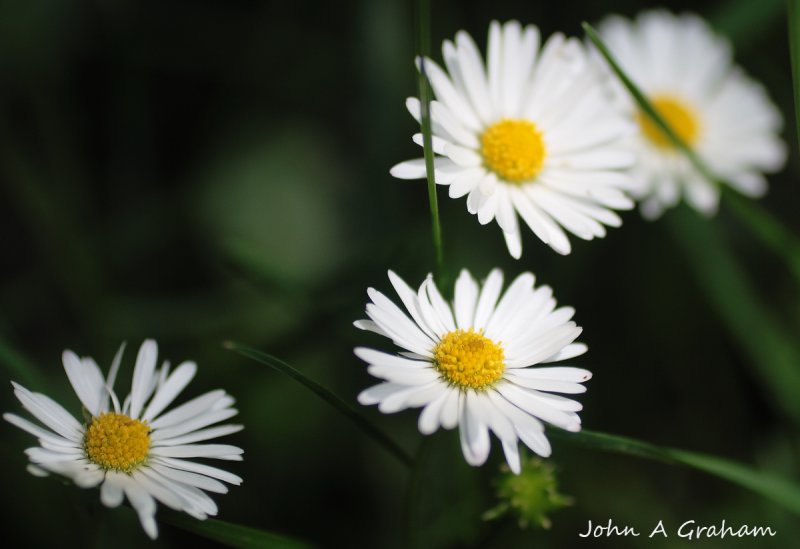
[[415, 0, 444, 279], [224, 341, 414, 468]]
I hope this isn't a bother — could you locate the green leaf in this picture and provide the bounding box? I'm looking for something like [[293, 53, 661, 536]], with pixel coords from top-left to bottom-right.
[[789, 0, 800, 153], [666, 206, 800, 424], [224, 341, 413, 468], [550, 429, 800, 516], [160, 512, 313, 549]]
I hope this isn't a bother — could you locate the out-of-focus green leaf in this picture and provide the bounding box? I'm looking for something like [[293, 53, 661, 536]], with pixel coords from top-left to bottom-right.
[[666, 206, 800, 423], [160, 512, 313, 549], [0, 334, 47, 391], [723, 188, 800, 282], [194, 128, 350, 288], [552, 429, 800, 516], [0, 125, 104, 320], [225, 341, 413, 467], [711, 0, 784, 48], [407, 435, 484, 549], [789, 0, 800, 153]]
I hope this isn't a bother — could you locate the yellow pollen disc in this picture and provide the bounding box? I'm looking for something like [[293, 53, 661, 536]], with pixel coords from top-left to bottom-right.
[[480, 119, 546, 183], [84, 412, 150, 472], [433, 329, 505, 390], [638, 95, 700, 149]]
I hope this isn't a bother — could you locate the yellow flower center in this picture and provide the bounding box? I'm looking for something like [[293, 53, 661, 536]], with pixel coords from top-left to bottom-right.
[[638, 95, 700, 149], [480, 119, 546, 183], [433, 329, 505, 390], [84, 412, 151, 472]]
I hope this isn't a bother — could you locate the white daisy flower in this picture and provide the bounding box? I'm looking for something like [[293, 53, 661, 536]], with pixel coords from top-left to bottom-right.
[[596, 10, 787, 218], [391, 20, 637, 258], [355, 269, 591, 474], [4, 340, 243, 539]]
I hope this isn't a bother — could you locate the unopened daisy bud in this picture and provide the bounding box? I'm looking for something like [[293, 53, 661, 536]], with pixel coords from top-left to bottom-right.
[[483, 456, 572, 529]]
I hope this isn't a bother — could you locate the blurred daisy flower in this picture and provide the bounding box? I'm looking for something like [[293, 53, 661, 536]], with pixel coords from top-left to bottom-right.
[[596, 10, 786, 218], [4, 340, 243, 539], [355, 269, 591, 473], [391, 20, 637, 258]]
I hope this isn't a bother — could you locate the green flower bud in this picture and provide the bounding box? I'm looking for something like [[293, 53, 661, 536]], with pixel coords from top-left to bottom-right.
[[483, 456, 572, 530]]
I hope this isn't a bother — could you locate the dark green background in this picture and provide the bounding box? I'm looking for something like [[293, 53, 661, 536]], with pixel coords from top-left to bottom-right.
[[1, 0, 798, 547]]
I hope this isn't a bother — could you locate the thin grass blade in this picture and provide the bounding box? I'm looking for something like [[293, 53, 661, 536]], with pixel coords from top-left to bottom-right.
[[160, 511, 314, 549], [583, 22, 716, 183], [225, 341, 413, 467], [415, 0, 445, 280], [723, 187, 800, 282], [665, 207, 800, 423], [551, 429, 800, 515]]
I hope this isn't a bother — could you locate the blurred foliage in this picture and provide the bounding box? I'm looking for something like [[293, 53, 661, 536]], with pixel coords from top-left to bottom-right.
[[1, 0, 799, 547], [788, 0, 800, 153]]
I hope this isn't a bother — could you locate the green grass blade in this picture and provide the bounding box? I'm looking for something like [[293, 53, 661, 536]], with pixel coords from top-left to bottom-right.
[[723, 187, 800, 282], [789, 0, 800, 152], [551, 429, 800, 515], [224, 341, 414, 468], [160, 512, 314, 549], [415, 0, 445, 279], [666, 206, 800, 423]]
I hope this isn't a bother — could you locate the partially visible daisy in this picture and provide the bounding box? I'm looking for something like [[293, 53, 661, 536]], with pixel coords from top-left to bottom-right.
[[4, 340, 243, 539], [391, 20, 637, 258], [355, 269, 591, 473], [596, 10, 786, 218]]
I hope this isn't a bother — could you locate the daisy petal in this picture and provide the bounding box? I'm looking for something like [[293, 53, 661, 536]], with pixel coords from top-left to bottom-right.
[[10, 382, 82, 442], [459, 392, 491, 466], [101, 473, 126, 507], [62, 351, 106, 416], [129, 339, 158, 419]]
